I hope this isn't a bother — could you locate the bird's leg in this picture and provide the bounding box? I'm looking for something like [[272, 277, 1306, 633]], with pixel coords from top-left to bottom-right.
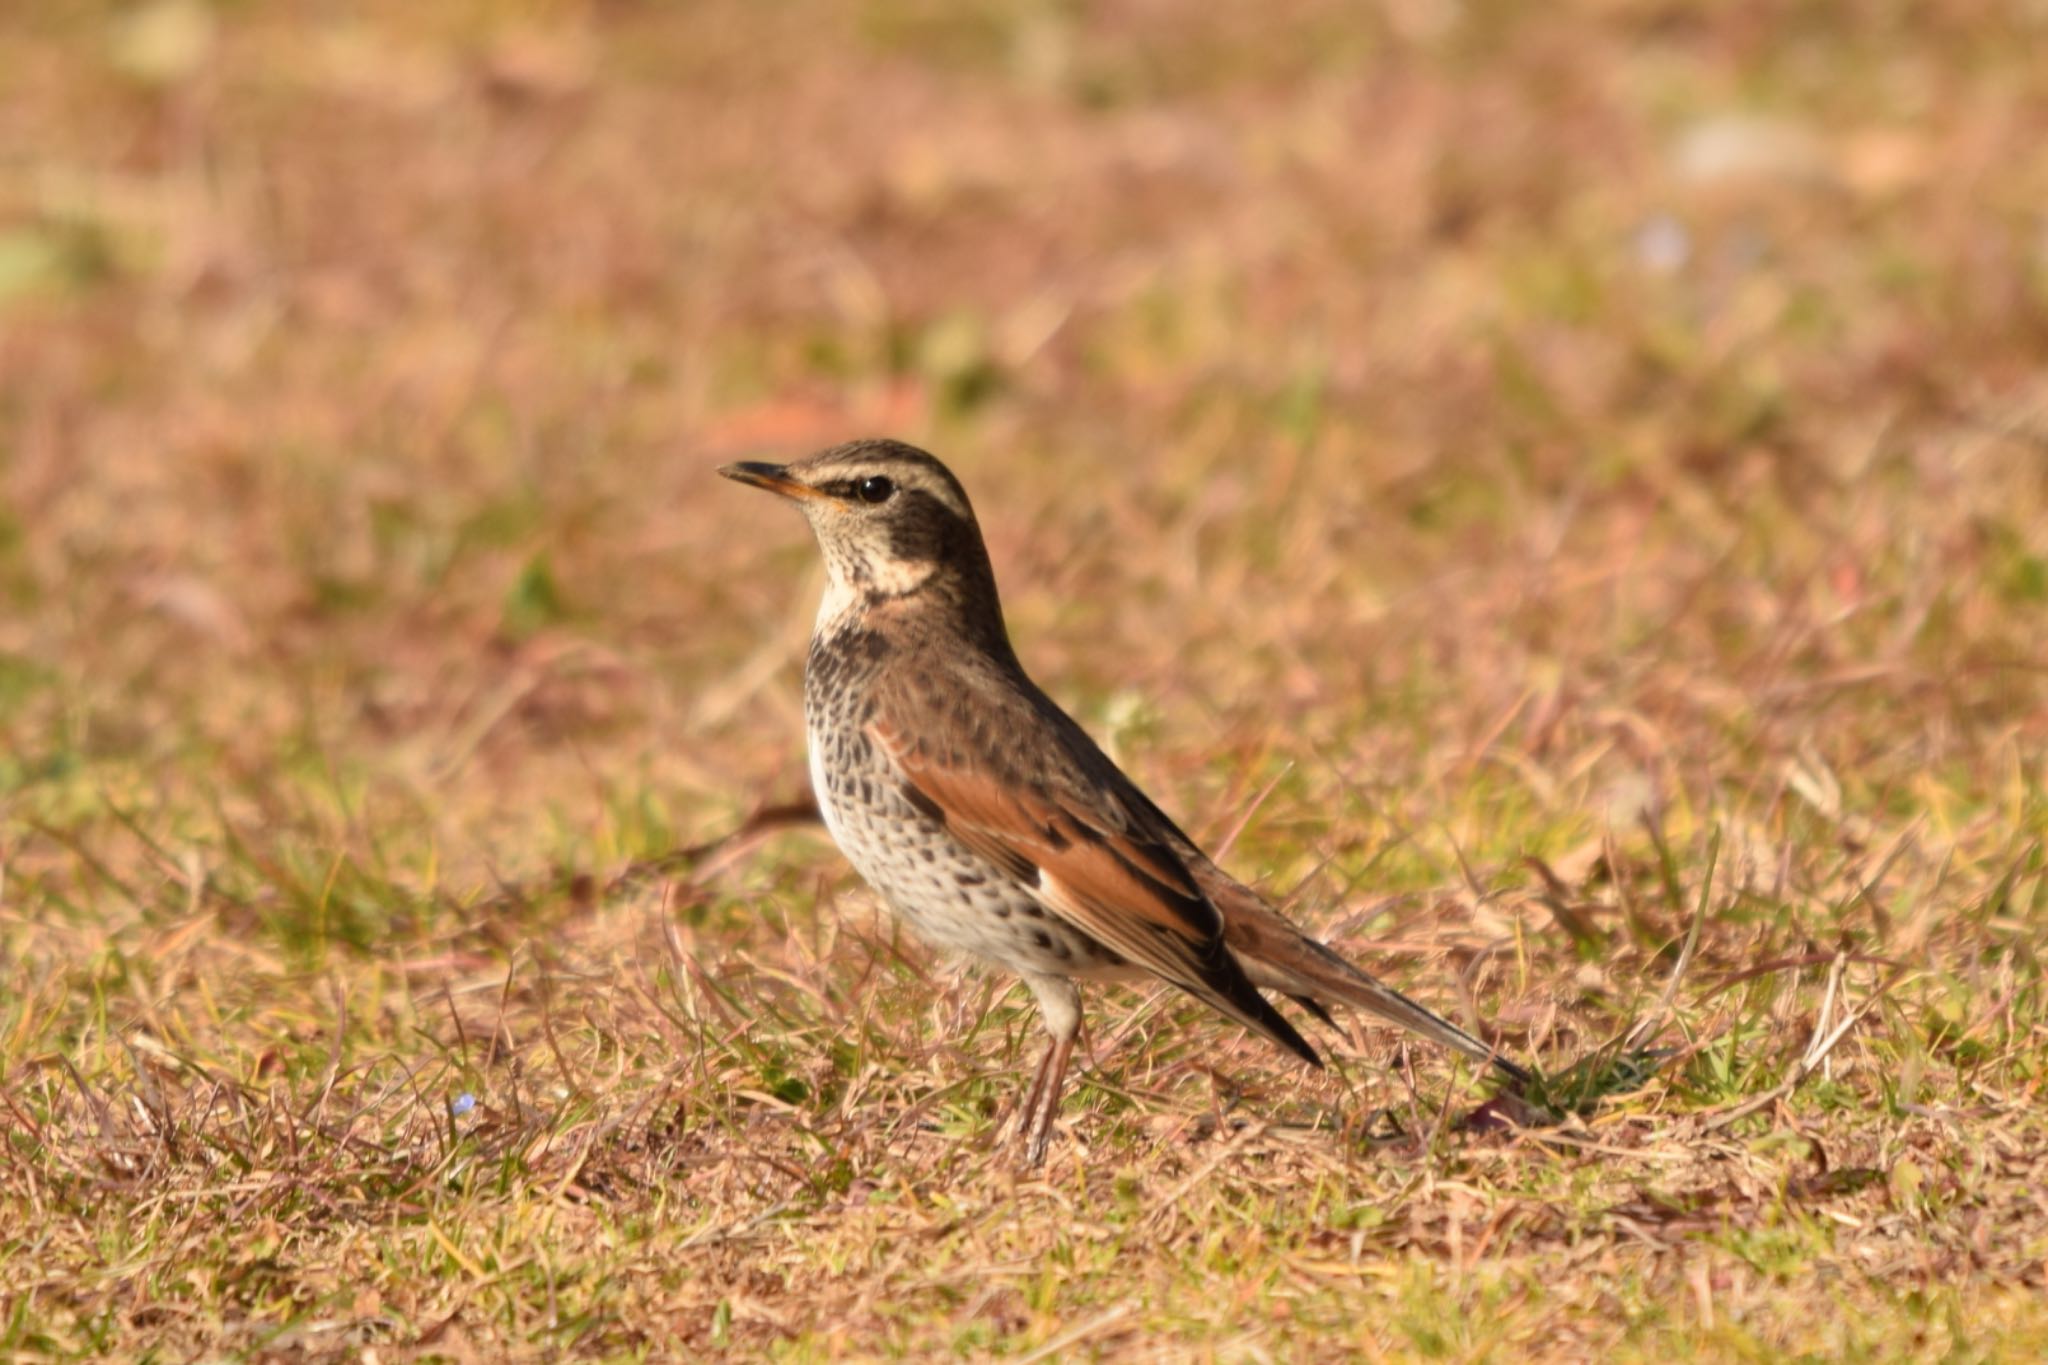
[[1022, 1031, 1075, 1167], [1010, 1036, 1057, 1144], [1014, 973, 1083, 1166]]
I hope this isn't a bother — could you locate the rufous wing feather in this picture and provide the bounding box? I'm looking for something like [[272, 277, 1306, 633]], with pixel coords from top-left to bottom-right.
[[866, 705, 1321, 1068]]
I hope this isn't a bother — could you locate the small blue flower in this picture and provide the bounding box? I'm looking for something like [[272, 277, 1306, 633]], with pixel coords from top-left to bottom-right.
[[450, 1092, 477, 1117], [1633, 214, 1690, 274]]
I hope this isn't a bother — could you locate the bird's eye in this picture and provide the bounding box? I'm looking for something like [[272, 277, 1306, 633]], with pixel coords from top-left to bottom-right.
[[856, 475, 896, 504]]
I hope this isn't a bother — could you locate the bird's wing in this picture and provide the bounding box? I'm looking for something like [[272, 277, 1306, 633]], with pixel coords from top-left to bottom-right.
[[865, 664, 1319, 1067]]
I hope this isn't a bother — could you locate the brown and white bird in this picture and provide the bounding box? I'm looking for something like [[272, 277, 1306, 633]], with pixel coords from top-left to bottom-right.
[[722, 439, 1529, 1164]]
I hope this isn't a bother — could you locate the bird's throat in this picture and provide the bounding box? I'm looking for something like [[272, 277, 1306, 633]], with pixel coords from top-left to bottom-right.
[[816, 557, 940, 630]]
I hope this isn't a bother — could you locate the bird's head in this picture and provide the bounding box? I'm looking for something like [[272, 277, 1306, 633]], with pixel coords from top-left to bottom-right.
[[720, 439, 1004, 632]]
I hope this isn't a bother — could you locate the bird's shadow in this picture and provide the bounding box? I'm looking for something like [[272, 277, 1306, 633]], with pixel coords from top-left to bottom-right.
[[1456, 1044, 1676, 1134]]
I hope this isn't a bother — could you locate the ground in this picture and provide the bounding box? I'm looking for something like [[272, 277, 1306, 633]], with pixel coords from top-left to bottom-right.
[[2, 0, 2046, 1359]]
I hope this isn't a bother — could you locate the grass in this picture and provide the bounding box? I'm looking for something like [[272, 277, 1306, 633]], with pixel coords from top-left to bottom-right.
[[4, 0, 2047, 1357]]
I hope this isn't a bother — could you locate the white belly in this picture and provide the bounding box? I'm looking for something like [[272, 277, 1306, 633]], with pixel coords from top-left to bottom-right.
[[807, 739, 847, 846]]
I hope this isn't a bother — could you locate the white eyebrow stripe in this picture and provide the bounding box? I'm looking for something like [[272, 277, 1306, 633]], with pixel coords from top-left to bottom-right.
[[799, 463, 972, 520], [915, 483, 971, 519]]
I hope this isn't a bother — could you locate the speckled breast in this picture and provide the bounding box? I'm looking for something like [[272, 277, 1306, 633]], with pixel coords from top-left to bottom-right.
[[802, 628, 1124, 979]]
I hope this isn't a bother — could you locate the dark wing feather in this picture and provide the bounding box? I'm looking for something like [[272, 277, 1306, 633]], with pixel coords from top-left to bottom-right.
[[866, 665, 1319, 1068]]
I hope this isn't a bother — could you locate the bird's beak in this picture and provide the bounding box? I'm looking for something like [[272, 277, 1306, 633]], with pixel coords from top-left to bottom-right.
[[718, 461, 824, 501]]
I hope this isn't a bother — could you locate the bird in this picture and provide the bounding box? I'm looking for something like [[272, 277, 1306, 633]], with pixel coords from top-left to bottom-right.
[[720, 439, 1530, 1164]]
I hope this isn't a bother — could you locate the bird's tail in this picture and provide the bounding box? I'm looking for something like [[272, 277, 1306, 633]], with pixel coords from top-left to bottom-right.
[[1210, 879, 1531, 1085]]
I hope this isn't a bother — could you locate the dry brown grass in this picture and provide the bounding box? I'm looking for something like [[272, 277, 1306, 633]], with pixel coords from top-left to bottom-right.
[[3, 0, 2047, 1358]]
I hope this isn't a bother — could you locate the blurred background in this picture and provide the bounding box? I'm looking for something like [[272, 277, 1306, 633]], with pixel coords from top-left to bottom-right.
[[6, 2, 2048, 1354], [3, 0, 2045, 922]]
